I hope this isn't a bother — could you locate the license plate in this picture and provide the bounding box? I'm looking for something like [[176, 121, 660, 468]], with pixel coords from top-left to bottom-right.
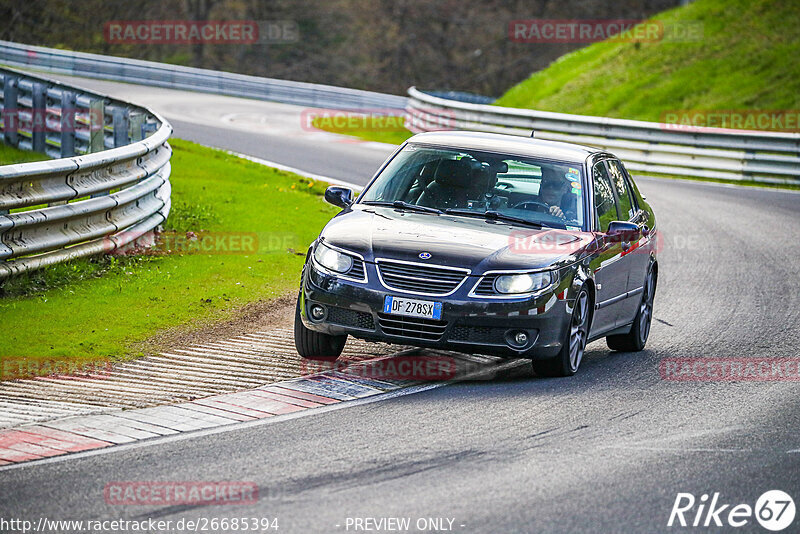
[[383, 296, 442, 320]]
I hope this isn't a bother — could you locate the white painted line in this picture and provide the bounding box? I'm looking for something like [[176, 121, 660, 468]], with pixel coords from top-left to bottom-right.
[[222, 149, 366, 191], [176, 402, 255, 422], [134, 405, 230, 426], [42, 420, 137, 445], [636, 175, 800, 195], [604, 446, 752, 453], [362, 141, 401, 151], [113, 411, 194, 432]]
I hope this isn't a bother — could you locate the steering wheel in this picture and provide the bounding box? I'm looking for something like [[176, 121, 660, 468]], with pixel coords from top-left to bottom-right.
[[511, 200, 551, 212]]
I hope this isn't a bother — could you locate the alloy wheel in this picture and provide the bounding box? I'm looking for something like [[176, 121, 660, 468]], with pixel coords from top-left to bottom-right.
[[569, 291, 590, 372], [639, 272, 655, 344]]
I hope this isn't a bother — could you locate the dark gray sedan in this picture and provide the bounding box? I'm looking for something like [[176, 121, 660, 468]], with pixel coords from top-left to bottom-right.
[[295, 131, 658, 376]]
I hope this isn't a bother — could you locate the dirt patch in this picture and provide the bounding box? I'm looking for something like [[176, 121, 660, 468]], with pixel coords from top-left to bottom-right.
[[136, 292, 297, 358]]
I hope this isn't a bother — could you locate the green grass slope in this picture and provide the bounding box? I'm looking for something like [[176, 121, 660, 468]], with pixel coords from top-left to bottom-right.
[[495, 0, 800, 122]]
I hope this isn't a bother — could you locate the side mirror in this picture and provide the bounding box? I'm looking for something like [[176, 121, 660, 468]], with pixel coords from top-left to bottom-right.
[[324, 186, 354, 209], [606, 221, 640, 244]]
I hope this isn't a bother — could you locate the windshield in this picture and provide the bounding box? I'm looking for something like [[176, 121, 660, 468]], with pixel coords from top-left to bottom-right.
[[359, 144, 586, 230]]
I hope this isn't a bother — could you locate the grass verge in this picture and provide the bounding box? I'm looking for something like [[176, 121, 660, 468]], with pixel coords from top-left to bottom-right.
[[0, 143, 50, 165], [0, 139, 339, 378], [310, 115, 413, 145]]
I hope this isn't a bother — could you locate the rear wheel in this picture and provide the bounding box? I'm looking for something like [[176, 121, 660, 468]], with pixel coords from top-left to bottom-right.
[[533, 287, 590, 377], [294, 295, 347, 361], [607, 268, 656, 352]]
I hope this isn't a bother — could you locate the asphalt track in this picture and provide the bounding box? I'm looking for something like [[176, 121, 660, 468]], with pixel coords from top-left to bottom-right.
[[1, 76, 799, 533]]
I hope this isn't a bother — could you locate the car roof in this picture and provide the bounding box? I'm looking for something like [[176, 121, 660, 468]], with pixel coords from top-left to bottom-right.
[[406, 131, 601, 163]]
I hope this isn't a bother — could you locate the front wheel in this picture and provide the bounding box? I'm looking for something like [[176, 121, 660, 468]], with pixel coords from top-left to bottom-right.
[[294, 295, 347, 361], [533, 287, 591, 377], [607, 268, 656, 352]]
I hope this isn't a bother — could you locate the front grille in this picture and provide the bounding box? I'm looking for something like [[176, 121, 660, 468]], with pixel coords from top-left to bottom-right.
[[346, 258, 366, 280], [327, 306, 375, 330], [377, 260, 467, 295], [377, 313, 448, 341], [450, 323, 508, 345], [472, 275, 499, 296]]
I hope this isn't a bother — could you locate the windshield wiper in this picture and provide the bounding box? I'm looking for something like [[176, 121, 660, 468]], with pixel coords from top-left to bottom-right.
[[362, 200, 443, 215], [444, 208, 551, 229]]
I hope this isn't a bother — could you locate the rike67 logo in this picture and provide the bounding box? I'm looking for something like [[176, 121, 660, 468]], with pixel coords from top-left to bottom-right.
[[669, 491, 795, 531]]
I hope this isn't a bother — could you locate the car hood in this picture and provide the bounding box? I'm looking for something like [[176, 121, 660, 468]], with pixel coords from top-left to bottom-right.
[[319, 206, 595, 271]]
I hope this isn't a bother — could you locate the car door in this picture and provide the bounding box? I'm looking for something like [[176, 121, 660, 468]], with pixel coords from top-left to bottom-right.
[[606, 159, 651, 326], [618, 159, 653, 289], [588, 159, 629, 334]]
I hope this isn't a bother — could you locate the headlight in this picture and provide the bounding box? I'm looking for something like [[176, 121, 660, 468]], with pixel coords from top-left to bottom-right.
[[494, 271, 555, 294], [313, 242, 354, 273]]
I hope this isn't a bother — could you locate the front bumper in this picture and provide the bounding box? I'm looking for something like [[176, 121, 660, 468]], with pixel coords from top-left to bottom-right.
[[300, 261, 573, 359]]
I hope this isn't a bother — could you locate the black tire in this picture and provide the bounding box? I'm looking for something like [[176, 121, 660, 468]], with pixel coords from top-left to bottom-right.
[[607, 268, 656, 352], [533, 286, 591, 377], [294, 295, 347, 361]]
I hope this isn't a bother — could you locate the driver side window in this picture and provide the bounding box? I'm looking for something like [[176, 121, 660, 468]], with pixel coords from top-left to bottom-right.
[[592, 162, 619, 232]]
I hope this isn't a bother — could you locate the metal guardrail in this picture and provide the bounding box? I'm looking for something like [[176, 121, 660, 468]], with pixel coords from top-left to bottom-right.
[[0, 40, 407, 111], [406, 87, 800, 185], [0, 67, 172, 279]]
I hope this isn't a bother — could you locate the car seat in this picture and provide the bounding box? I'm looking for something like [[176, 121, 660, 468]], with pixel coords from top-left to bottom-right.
[[417, 159, 472, 209]]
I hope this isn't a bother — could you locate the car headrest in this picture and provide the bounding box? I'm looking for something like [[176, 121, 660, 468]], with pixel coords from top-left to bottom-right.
[[493, 162, 509, 173], [433, 159, 471, 187], [419, 161, 437, 183], [540, 166, 561, 183]]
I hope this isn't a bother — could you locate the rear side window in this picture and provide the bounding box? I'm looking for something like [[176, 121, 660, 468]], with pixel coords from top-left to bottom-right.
[[606, 159, 635, 220], [616, 159, 646, 208], [592, 162, 618, 232]]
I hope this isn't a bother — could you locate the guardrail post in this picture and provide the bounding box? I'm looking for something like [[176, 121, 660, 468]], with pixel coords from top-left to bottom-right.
[[89, 99, 104, 153], [3, 75, 19, 148], [31, 82, 46, 154], [129, 112, 145, 142], [112, 107, 130, 147], [60, 90, 76, 158], [743, 148, 755, 181]]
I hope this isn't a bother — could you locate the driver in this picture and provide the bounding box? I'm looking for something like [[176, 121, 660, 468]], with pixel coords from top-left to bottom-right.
[[539, 167, 575, 220]]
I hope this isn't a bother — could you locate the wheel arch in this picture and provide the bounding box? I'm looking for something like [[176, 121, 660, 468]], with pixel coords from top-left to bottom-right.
[[567, 261, 596, 328]]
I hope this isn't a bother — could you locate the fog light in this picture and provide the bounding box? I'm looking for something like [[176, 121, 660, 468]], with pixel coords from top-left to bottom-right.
[[310, 304, 326, 320], [506, 329, 530, 349]]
